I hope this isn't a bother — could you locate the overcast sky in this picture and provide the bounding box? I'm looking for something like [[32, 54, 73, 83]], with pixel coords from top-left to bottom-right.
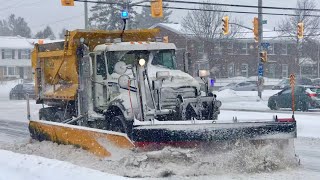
[[0, 0, 317, 38]]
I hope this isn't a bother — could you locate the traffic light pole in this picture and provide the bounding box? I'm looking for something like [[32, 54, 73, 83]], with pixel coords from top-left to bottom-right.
[[258, 0, 263, 99], [84, 1, 88, 29]]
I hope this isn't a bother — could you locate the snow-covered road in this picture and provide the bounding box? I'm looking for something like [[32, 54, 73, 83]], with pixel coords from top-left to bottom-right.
[[1, 81, 320, 179]]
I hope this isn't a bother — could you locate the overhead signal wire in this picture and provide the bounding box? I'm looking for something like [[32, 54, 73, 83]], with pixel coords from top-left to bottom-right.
[[74, 0, 320, 17], [162, 0, 320, 13]]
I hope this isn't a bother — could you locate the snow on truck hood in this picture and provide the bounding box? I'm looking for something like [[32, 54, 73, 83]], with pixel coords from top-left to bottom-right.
[[147, 65, 200, 89], [109, 65, 200, 89]]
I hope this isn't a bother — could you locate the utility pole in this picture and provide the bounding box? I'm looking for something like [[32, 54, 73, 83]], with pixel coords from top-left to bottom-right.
[[257, 0, 263, 99], [84, 1, 88, 29]]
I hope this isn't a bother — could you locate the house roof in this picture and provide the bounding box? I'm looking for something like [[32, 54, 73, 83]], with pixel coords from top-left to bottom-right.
[[0, 36, 63, 49], [299, 57, 316, 66], [149, 23, 194, 35]]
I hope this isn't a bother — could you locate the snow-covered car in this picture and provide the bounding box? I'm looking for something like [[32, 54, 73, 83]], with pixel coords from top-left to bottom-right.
[[268, 85, 320, 111], [9, 83, 36, 100], [272, 77, 313, 90], [219, 81, 257, 91]]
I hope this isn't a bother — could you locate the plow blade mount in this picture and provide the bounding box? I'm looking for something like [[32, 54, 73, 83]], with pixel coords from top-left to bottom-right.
[[29, 120, 134, 157], [132, 121, 297, 148]]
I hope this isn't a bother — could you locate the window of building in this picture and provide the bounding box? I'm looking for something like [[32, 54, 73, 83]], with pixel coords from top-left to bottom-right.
[[241, 63, 249, 77], [1, 49, 15, 59], [282, 64, 288, 78], [239, 42, 248, 55], [227, 63, 235, 77], [267, 43, 274, 54], [268, 64, 276, 78], [18, 49, 31, 59], [6, 67, 15, 76], [227, 41, 233, 55], [280, 44, 287, 55], [214, 41, 222, 55]]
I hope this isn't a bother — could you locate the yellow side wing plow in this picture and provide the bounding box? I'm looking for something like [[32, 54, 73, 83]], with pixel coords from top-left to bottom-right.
[[29, 120, 134, 157]]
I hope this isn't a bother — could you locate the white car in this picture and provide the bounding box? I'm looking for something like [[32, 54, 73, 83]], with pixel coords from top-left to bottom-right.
[[219, 81, 257, 91]]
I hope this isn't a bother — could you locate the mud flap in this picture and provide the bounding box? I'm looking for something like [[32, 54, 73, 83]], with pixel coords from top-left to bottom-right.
[[29, 120, 134, 157], [132, 122, 297, 149]]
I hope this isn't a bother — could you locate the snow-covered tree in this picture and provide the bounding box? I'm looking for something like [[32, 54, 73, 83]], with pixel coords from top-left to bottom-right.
[[135, 3, 172, 29], [89, 0, 137, 30], [0, 14, 31, 38], [35, 26, 56, 40]]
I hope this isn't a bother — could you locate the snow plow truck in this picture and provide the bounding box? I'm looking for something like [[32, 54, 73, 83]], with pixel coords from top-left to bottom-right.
[[28, 29, 297, 157]]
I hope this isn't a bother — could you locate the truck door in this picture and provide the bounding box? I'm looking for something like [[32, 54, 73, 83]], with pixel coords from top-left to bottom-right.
[[92, 52, 107, 109]]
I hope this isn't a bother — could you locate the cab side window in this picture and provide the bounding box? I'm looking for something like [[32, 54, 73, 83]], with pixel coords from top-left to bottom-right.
[[96, 53, 106, 76]]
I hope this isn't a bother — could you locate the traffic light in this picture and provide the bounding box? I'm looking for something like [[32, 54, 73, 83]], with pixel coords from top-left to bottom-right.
[[253, 17, 259, 42], [61, 0, 74, 6], [260, 51, 267, 63], [222, 16, 229, 35], [297, 22, 304, 39], [151, 0, 163, 18]]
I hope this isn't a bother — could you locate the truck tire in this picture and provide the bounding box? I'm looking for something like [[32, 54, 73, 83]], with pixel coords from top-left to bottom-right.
[[109, 115, 127, 133], [39, 107, 57, 121]]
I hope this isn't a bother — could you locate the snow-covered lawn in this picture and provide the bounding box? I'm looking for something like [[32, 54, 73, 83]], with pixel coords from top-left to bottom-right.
[[0, 150, 126, 180], [216, 89, 280, 110], [1, 80, 320, 179], [215, 76, 282, 86]]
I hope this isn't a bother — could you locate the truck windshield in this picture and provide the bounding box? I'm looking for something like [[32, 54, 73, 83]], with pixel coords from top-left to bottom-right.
[[151, 50, 176, 69], [107, 50, 149, 74]]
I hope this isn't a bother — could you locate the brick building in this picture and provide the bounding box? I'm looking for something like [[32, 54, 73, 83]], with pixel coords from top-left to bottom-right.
[[150, 23, 311, 79]]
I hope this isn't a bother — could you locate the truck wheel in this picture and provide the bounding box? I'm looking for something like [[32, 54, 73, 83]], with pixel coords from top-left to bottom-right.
[[54, 111, 65, 122], [39, 107, 57, 121], [299, 102, 309, 112], [269, 100, 279, 110], [109, 115, 127, 134]]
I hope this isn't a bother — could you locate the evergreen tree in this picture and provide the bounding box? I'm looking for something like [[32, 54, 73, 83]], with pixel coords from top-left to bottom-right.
[[89, 0, 137, 30], [0, 14, 31, 37], [59, 28, 67, 39], [34, 26, 56, 40], [135, 3, 172, 29]]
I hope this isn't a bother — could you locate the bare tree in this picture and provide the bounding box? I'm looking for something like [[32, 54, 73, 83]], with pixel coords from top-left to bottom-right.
[[278, 0, 320, 74], [278, 0, 319, 41], [181, 1, 243, 40]]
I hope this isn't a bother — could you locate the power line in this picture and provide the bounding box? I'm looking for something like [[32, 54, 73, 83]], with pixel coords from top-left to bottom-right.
[[163, 0, 320, 13], [135, 4, 320, 18], [74, 0, 320, 17]]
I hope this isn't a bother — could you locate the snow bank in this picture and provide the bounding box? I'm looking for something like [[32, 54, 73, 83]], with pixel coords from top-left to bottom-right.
[[215, 76, 282, 86], [0, 149, 126, 180], [0, 79, 22, 98]]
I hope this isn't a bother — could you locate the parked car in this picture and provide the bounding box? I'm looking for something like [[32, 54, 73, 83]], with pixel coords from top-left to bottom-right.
[[9, 83, 36, 100], [268, 85, 320, 111], [272, 77, 313, 90], [312, 78, 320, 86], [219, 81, 257, 91]]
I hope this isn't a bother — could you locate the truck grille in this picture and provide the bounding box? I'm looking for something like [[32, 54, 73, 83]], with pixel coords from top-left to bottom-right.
[[160, 87, 196, 109]]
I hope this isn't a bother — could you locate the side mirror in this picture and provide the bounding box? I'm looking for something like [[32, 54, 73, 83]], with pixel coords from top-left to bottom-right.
[[118, 75, 130, 89], [156, 71, 170, 80], [114, 61, 127, 75], [198, 70, 210, 78]]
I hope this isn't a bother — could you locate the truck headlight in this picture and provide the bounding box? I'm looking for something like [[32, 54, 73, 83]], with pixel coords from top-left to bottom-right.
[[198, 70, 210, 77], [215, 100, 222, 108], [139, 58, 146, 66], [118, 75, 130, 89]]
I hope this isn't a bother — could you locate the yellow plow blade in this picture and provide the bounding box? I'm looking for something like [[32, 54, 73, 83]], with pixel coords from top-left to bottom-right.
[[29, 120, 134, 157]]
